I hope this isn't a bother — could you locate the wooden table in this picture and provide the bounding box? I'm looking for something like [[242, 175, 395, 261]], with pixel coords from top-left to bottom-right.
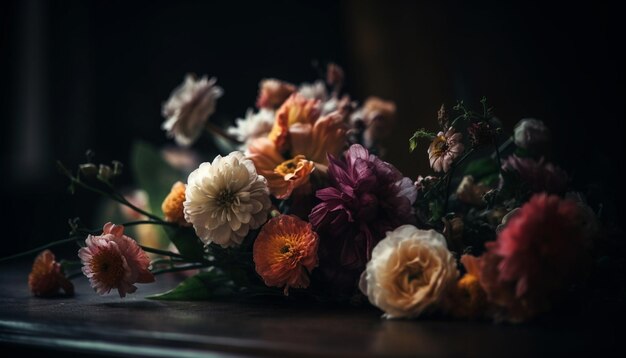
[[0, 262, 621, 357]]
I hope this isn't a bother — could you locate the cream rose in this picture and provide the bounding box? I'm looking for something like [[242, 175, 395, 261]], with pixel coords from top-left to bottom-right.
[[360, 225, 458, 319]]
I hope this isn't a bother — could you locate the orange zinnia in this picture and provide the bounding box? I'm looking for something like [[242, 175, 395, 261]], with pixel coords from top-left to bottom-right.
[[253, 215, 319, 295], [247, 138, 315, 199]]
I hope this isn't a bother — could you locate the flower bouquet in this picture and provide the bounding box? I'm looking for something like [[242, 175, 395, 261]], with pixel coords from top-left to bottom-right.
[[5, 63, 606, 323]]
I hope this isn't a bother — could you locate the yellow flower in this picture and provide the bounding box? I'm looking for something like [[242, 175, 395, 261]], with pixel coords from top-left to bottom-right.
[[161, 181, 190, 226]]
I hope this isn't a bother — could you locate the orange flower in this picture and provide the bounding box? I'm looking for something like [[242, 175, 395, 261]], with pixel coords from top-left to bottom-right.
[[256, 79, 296, 109], [161, 181, 190, 226], [268, 93, 321, 152], [253, 215, 319, 295], [247, 138, 315, 199], [443, 254, 488, 319], [28, 250, 74, 297], [289, 111, 347, 166]]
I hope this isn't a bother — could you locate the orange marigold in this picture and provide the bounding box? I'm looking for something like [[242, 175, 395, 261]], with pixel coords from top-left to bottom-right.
[[444, 254, 488, 319], [253, 215, 319, 295], [161, 181, 190, 226], [28, 250, 74, 297]]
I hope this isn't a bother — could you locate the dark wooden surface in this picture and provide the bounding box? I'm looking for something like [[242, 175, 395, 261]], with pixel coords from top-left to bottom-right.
[[0, 262, 621, 357]]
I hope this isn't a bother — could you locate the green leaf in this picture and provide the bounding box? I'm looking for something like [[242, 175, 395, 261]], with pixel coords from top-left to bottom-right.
[[130, 140, 187, 252], [163, 226, 205, 261], [211, 134, 238, 155], [408, 129, 436, 153], [147, 269, 236, 301], [130, 140, 184, 217], [464, 158, 499, 181]]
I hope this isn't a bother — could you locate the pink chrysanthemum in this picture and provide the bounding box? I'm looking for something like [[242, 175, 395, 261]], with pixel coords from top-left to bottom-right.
[[428, 128, 464, 173], [78, 222, 154, 298]]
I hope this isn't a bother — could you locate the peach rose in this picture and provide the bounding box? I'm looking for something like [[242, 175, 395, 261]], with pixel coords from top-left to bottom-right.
[[359, 225, 458, 319]]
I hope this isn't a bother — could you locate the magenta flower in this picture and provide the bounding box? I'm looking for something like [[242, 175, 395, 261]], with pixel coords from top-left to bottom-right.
[[309, 145, 417, 289], [502, 155, 568, 194], [79, 223, 154, 298]]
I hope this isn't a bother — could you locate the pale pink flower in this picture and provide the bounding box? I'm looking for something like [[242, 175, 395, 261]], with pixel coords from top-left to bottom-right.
[[428, 128, 464, 173], [79, 223, 154, 298], [256, 79, 296, 109], [162, 74, 223, 147]]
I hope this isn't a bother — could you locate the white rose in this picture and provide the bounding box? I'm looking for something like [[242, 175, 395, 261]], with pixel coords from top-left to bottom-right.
[[360, 225, 458, 319]]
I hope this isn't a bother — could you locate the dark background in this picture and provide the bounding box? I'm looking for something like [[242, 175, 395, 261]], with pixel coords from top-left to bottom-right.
[[0, 0, 623, 257]]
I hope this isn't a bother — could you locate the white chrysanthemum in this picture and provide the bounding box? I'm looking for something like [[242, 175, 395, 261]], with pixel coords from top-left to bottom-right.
[[298, 80, 342, 115], [162, 74, 223, 147], [227, 108, 275, 148], [298, 80, 327, 101], [359, 225, 458, 319], [183, 151, 271, 248]]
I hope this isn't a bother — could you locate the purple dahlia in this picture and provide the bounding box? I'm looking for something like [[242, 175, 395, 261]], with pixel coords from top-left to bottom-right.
[[502, 155, 568, 195], [309, 144, 417, 276]]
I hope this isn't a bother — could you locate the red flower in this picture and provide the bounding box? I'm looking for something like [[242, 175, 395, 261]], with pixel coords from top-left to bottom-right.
[[471, 193, 590, 321], [29, 250, 74, 297]]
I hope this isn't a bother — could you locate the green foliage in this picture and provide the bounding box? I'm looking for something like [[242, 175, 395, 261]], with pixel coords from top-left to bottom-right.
[[428, 200, 445, 224], [409, 129, 436, 153], [130, 140, 184, 217], [163, 226, 205, 261], [464, 157, 500, 186], [130, 141, 204, 256], [211, 134, 239, 156], [147, 269, 236, 301]]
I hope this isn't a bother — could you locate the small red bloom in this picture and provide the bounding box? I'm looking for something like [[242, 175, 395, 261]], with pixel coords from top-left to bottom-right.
[[29, 250, 74, 297]]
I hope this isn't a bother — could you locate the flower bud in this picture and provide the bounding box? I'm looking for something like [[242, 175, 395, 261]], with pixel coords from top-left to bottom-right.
[[513, 118, 550, 154], [98, 164, 112, 181], [111, 160, 123, 176], [79, 163, 98, 177]]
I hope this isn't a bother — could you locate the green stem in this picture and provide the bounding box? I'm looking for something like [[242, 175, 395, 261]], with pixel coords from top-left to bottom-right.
[[425, 149, 475, 215], [139, 245, 186, 259], [66, 271, 84, 280], [77, 220, 179, 235], [151, 263, 208, 275], [150, 258, 176, 267], [0, 237, 82, 263], [493, 139, 503, 171], [59, 162, 164, 223], [125, 220, 178, 228], [206, 122, 242, 145]]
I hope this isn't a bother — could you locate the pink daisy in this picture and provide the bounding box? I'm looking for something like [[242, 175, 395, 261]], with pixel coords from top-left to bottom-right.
[[428, 128, 464, 173], [78, 222, 154, 298]]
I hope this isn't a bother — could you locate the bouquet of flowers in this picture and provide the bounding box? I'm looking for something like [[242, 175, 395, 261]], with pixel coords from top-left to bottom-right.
[[5, 63, 606, 323]]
